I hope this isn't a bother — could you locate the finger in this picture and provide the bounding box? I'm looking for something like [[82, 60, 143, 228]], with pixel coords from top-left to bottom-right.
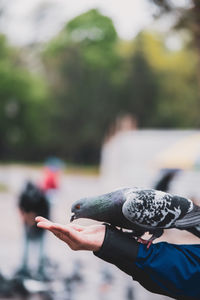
[[47, 226, 82, 250], [35, 216, 50, 223], [37, 221, 85, 250], [50, 223, 81, 241], [36, 222, 76, 245], [36, 217, 85, 231], [37, 221, 68, 237], [37, 221, 53, 230], [38, 221, 82, 242]]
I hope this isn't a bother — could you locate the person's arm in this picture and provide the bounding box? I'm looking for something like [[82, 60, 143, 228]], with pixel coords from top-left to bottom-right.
[[93, 224, 139, 275], [93, 225, 177, 298], [35, 216, 200, 300], [96, 225, 200, 300], [35, 217, 169, 295]]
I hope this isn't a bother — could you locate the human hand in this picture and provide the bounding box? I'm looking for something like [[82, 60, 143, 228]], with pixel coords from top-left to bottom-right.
[[35, 216, 106, 252]]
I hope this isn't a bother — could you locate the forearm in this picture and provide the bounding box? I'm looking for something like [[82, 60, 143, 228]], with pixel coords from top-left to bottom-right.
[[36, 217, 200, 299], [93, 225, 163, 295], [94, 225, 200, 300]]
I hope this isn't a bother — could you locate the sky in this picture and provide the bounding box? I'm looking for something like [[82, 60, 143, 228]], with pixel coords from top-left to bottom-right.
[[0, 0, 190, 46], [0, 0, 155, 45]]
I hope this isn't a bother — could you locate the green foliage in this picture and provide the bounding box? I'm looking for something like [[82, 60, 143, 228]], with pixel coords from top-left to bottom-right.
[[67, 9, 118, 70], [43, 9, 121, 163], [120, 34, 159, 127], [1, 8, 200, 164], [126, 32, 199, 128], [0, 34, 49, 160], [149, 0, 200, 89], [41, 10, 199, 163]]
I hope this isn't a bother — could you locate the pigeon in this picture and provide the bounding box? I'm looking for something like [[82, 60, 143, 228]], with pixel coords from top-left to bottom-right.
[[70, 187, 200, 247]]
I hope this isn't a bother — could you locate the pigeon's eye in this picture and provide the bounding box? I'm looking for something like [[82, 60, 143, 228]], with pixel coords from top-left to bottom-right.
[[75, 204, 81, 210]]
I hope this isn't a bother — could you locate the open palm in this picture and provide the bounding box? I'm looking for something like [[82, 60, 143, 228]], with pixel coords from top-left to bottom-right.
[[35, 216, 105, 252]]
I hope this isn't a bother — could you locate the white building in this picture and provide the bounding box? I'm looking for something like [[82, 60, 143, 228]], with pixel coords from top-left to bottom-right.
[[100, 129, 200, 200]]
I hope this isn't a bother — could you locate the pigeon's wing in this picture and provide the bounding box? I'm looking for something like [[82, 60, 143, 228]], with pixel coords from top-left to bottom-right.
[[175, 204, 200, 228], [122, 189, 194, 229]]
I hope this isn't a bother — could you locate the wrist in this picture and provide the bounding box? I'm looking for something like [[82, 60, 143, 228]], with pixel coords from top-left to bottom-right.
[[93, 224, 139, 266]]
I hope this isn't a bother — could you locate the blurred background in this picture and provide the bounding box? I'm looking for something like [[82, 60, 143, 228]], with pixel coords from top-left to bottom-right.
[[0, 0, 200, 299]]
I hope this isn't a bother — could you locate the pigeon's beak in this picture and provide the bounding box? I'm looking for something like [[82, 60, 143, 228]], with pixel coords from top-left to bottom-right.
[[70, 213, 76, 222]]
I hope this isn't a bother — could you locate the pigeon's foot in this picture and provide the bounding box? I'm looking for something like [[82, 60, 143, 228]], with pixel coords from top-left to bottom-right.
[[137, 237, 147, 244], [138, 229, 164, 249], [137, 238, 153, 249], [147, 241, 152, 249], [137, 238, 151, 247]]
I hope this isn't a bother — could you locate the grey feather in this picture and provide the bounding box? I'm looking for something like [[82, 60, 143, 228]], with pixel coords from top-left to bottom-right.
[[175, 205, 200, 228], [122, 189, 195, 229]]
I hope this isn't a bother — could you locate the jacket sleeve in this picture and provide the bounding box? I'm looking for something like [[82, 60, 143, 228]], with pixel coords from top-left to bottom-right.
[[94, 224, 200, 300], [94, 224, 139, 276]]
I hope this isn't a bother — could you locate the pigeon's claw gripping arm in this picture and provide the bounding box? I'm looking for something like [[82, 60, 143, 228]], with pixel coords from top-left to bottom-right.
[[137, 228, 164, 249], [137, 238, 152, 249]]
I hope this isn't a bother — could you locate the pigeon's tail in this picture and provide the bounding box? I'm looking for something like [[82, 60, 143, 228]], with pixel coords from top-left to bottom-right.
[[175, 204, 200, 228]]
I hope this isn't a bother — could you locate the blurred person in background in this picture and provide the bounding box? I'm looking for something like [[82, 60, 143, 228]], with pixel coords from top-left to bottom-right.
[[17, 182, 49, 280], [40, 157, 63, 205]]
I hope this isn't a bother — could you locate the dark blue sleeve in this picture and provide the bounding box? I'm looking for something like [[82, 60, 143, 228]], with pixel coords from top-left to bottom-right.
[[94, 225, 200, 300], [136, 242, 200, 300]]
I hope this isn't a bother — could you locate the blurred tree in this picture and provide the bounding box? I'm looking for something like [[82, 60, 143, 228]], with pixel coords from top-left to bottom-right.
[[149, 0, 200, 94], [131, 31, 199, 127], [0, 7, 198, 164], [43, 6, 200, 163], [0, 34, 49, 160], [117, 31, 199, 128], [120, 33, 159, 127], [43, 9, 122, 163]]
